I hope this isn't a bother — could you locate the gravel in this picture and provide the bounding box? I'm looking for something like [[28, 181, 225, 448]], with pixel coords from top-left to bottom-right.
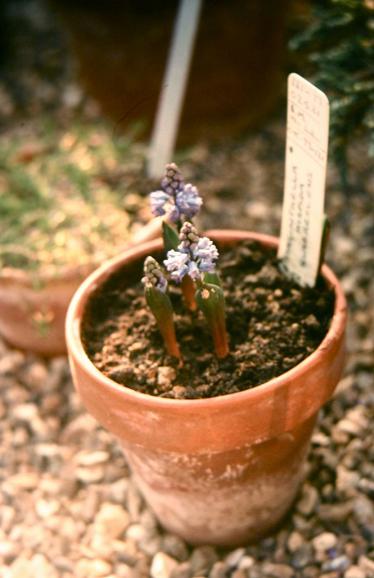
[[0, 0, 373, 577], [0, 137, 372, 577]]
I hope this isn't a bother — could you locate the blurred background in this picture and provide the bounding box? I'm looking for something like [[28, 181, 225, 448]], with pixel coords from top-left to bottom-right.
[[0, 0, 372, 272], [1, 0, 291, 141]]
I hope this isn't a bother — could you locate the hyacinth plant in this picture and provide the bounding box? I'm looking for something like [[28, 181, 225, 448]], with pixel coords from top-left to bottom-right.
[[150, 163, 202, 311], [142, 164, 229, 360]]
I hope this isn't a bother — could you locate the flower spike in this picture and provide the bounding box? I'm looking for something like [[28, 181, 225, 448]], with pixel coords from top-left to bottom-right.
[[150, 164, 202, 225], [181, 275, 198, 311], [161, 162, 184, 195], [142, 256, 168, 293], [175, 184, 202, 220], [142, 257, 181, 360], [164, 222, 222, 316], [178, 221, 199, 251], [164, 222, 219, 282]]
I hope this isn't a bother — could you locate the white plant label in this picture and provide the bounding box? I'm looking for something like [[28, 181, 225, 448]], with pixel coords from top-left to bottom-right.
[[278, 73, 329, 287]]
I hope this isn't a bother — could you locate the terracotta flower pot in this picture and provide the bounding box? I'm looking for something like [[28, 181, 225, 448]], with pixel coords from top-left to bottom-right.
[[53, 1, 289, 143], [0, 220, 162, 357], [66, 230, 347, 546], [0, 264, 94, 357]]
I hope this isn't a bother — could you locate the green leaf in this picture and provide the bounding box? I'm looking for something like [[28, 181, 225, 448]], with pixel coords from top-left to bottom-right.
[[162, 221, 180, 251], [145, 285, 181, 359], [195, 283, 225, 323], [203, 271, 222, 287], [145, 286, 174, 324], [195, 282, 229, 358]]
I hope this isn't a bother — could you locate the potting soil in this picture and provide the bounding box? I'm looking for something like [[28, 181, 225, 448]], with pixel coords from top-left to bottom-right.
[[82, 240, 334, 399]]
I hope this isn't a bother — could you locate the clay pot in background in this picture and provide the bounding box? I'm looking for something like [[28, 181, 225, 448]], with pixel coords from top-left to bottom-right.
[[52, 0, 289, 143], [0, 220, 162, 356], [0, 264, 93, 357], [66, 230, 347, 546]]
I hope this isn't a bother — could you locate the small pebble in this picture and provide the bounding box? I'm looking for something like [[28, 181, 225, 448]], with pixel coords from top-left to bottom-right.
[[126, 523, 149, 543], [291, 544, 313, 569], [22, 361, 48, 388], [76, 558, 112, 578], [344, 566, 366, 578], [170, 385, 187, 399], [162, 534, 189, 562], [6, 472, 39, 490], [115, 564, 138, 578], [190, 546, 219, 575], [297, 484, 319, 516], [262, 562, 294, 578], [209, 561, 229, 578], [93, 502, 130, 540], [225, 547, 246, 567], [312, 532, 338, 552], [35, 498, 60, 518], [318, 501, 354, 522], [0, 539, 18, 560], [231, 570, 247, 578], [75, 450, 110, 467], [287, 531, 304, 552], [322, 555, 350, 573], [75, 465, 105, 483], [151, 552, 178, 578], [353, 495, 374, 527], [304, 314, 319, 329], [336, 466, 360, 495], [359, 555, 374, 574], [157, 366, 176, 389], [170, 562, 193, 578], [0, 351, 24, 375], [239, 556, 255, 570], [12, 403, 38, 421]]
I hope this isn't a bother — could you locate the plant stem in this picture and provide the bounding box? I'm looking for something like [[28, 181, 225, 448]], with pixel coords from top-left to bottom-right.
[[210, 310, 229, 359], [181, 274, 197, 311], [159, 321, 182, 360]]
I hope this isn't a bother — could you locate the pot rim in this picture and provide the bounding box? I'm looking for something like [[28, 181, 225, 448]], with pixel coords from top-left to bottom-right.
[[66, 229, 347, 410]]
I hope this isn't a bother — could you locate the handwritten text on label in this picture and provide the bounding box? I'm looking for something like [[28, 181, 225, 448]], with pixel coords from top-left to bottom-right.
[[278, 74, 329, 287]]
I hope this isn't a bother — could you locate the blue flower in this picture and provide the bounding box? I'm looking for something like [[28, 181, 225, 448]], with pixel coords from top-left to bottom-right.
[[186, 260, 200, 280], [164, 250, 190, 282], [164, 224, 219, 282], [149, 164, 202, 223], [164, 249, 202, 282], [192, 237, 219, 273], [167, 204, 181, 224], [175, 184, 203, 220], [150, 190, 170, 217]]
